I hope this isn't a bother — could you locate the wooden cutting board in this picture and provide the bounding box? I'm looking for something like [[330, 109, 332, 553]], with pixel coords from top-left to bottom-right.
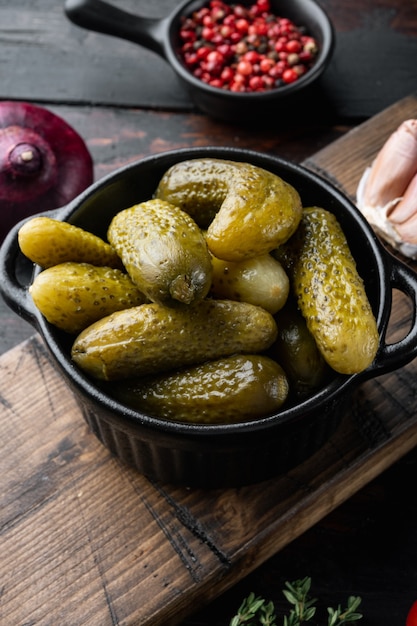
[[1, 94, 417, 626]]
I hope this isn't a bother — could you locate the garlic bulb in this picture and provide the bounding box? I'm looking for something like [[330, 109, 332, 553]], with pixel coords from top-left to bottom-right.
[[356, 119, 417, 259]]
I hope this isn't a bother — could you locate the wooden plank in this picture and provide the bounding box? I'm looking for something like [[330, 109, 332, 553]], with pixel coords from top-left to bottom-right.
[[1, 94, 417, 625], [1, 0, 416, 117], [2, 0, 190, 110]]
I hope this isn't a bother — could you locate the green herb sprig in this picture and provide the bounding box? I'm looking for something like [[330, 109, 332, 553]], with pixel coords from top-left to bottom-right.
[[229, 577, 362, 626]]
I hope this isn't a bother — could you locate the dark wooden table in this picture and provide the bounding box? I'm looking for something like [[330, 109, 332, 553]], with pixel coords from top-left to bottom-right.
[[1, 1, 417, 624]]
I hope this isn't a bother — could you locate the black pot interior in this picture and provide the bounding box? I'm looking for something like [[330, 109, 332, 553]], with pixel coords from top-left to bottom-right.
[[37, 147, 387, 443]]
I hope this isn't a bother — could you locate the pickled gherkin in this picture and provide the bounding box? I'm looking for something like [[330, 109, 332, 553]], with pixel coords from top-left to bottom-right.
[[270, 298, 328, 396], [155, 158, 303, 261], [71, 299, 278, 381], [275, 207, 379, 375], [109, 354, 289, 424], [18, 216, 123, 269], [107, 199, 212, 307], [29, 262, 147, 334]]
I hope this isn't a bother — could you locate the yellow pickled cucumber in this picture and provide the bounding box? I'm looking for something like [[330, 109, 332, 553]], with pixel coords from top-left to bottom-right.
[[109, 354, 289, 424], [30, 262, 147, 333], [18, 216, 123, 269], [155, 158, 303, 261], [210, 253, 289, 314], [71, 300, 278, 380], [107, 199, 212, 307], [276, 207, 379, 374]]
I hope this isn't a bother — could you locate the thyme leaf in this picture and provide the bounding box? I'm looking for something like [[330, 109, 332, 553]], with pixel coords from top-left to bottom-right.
[[229, 577, 363, 626]]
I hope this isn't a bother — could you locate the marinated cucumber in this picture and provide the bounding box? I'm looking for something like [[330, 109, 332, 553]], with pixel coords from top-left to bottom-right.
[[107, 199, 212, 307], [275, 207, 379, 374], [155, 158, 230, 228], [109, 354, 289, 424], [30, 262, 147, 334], [270, 298, 328, 396], [71, 299, 278, 380], [18, 216, 123, 269], [155, 158, 302, 261]]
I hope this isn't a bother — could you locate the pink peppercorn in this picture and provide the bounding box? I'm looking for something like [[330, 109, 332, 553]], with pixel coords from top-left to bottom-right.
[[235, 18, 249, 33], [259, 57, 274, 73], [248, 75, 265, 90], [286, 39, 302, 53], [282, 68, 299, 83], [237, 60, 253, 75], [178, 0, 319, 93]]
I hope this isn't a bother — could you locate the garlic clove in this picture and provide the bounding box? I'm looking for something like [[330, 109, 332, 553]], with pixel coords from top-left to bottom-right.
[[388, 171, 417, 226], [395, 210, 417, 245], [362, 119, 417, 209], [356, 118, 417, 259]]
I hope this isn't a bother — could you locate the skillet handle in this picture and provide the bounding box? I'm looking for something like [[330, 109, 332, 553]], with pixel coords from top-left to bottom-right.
[[363, 255, 417, 379], [64, 0, 169, 57]]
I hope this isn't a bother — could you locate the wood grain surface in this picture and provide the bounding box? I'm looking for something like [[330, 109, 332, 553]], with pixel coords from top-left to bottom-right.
[[1, 94, 417, 626], [2, 0, 416, 118]]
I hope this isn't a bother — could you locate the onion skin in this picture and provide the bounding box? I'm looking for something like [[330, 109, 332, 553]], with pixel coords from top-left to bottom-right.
[[0, 101, 93, 242]]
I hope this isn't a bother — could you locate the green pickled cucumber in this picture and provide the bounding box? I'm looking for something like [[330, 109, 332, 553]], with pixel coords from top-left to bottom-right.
[[18, 216, 123, 269], [270, 298, 328, 396], [109, 354, 289, 424], [71, 300, 278, 381], [107, 199, 212, 307], [275, 207, 379, 375], [155, 158, 302, 261], [30, 262, 147, 333]]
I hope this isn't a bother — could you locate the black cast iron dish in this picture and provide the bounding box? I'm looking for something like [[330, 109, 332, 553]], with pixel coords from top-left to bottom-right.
[[64, 0, 335, 122], [2, 147, 417, 488]]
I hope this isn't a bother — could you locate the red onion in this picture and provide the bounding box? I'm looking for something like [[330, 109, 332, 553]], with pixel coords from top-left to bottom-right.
[[0, 101, 93, 242]]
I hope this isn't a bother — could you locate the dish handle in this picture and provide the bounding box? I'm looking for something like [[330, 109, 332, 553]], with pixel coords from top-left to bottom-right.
[[0, 209, 62, 328], [364, 254, 417, 379], [64, 0, 171, 57]]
